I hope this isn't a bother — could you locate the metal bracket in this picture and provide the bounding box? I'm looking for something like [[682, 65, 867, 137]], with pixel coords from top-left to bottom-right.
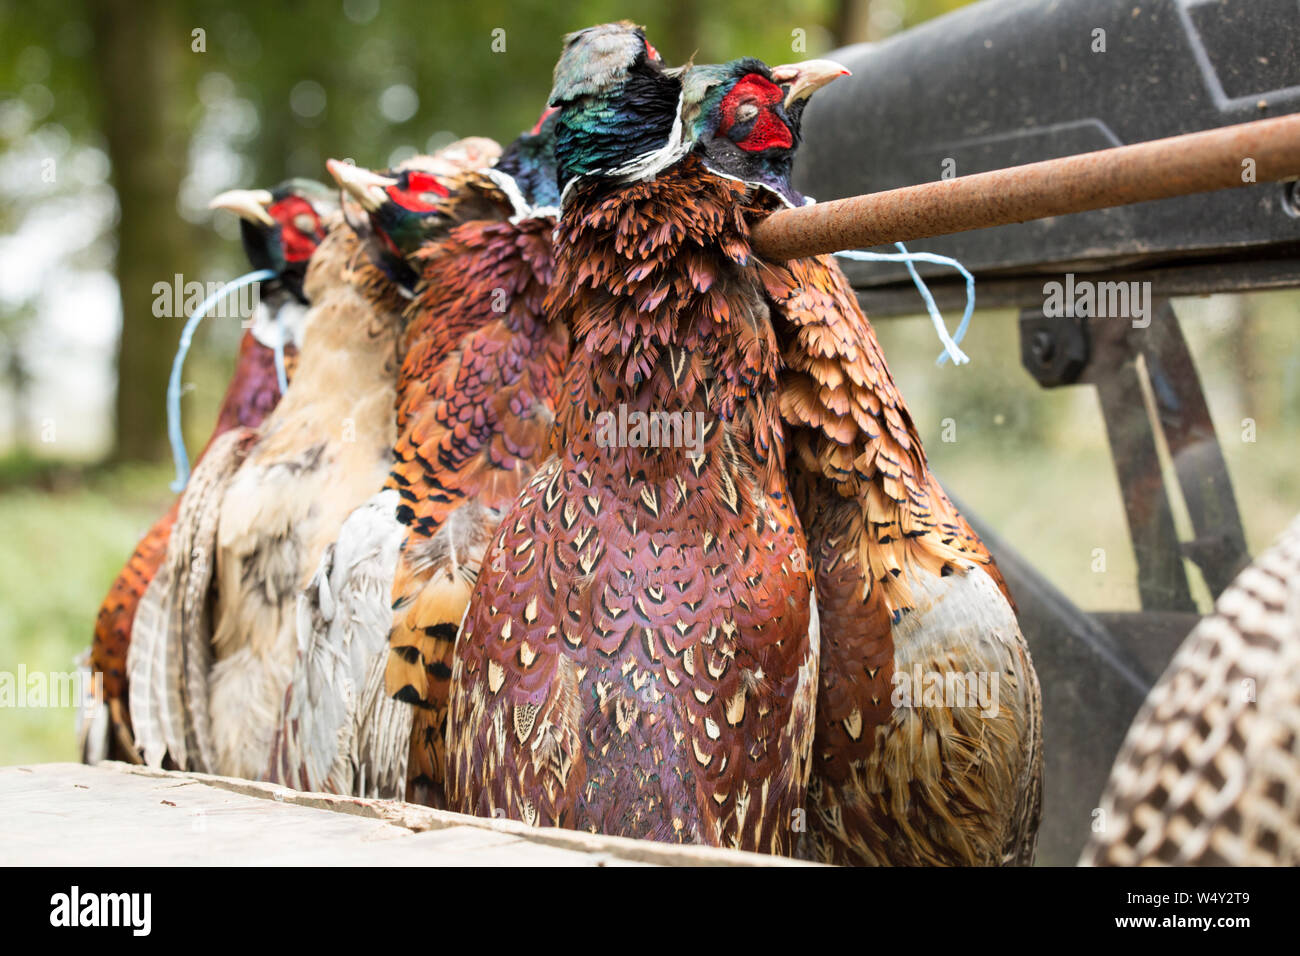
[[1020, 310, 1089, 387], [1019, 299, 1251, 610]]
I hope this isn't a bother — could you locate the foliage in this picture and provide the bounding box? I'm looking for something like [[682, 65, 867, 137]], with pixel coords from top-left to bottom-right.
[[0, 459, 173, 764]]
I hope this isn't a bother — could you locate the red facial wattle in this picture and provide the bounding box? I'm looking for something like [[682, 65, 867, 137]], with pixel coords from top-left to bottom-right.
[[719, 74, 793, 152], [387, 171, 449, 213], [269, 196, 323, 262]]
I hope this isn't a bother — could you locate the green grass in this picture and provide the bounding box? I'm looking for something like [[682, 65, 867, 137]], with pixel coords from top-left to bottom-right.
[[0, 462, 174, 765]]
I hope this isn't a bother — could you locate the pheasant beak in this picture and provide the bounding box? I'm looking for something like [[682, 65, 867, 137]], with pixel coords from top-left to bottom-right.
[[326, 158, 398, 212], [771, 59, 852, 109], [208, 189, 275, 226]]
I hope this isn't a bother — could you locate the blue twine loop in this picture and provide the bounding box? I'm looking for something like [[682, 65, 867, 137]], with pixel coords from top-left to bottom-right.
[[167, 269, 277, 492], [834, 242, 976, 367]]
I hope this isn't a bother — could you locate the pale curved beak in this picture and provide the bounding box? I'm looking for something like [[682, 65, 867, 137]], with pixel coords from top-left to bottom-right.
[[326, 158, 398, 211], [209, 188, 274, 226], [771, 59, 852, 108]]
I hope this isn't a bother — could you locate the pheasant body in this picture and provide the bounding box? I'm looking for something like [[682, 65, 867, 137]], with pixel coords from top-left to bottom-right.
[[384, 192, 566, 806], [265, 137, 567, 801], [85, 182, 331, 764], [127, 211, 411, 776], [447, 154, 818, 853], [1081, 514, 1300, 866], [755, 249, 1042, 865], [660, 54, 1045, 864], [205, 223, 408, 780]]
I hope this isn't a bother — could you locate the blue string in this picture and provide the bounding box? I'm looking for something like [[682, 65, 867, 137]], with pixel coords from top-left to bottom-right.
[[834, 242, 976, 366], [167, 269, 276, 492]]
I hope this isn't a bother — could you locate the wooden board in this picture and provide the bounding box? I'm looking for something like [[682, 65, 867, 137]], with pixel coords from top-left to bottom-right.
[[0, 763, 811, 867]]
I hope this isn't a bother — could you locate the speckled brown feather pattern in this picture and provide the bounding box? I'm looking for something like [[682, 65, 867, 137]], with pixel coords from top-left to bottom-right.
[[446, 157, 818, 855], [1082, 514, 1300, 866], [382, 173, 567, 806], [88, 329, 299, 762], [756, 235, 1040, 865]]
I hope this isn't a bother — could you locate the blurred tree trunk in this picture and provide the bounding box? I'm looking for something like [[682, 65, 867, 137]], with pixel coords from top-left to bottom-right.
[[835, 0, 874, 45], [89, 0, 194, 462], [667, 0, 701, 60], [4, 343, 29, 451]]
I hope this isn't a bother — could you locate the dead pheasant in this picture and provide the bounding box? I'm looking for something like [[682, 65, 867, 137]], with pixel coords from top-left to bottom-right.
[[446, 35, 827, 855], [382, 117, 568, 807], [265, 131, 568, 801], [703, 65, 1043, 865], [81, 180, 336, 764], [126, 143, 496, 778], [1081, 513, 1300, 866]]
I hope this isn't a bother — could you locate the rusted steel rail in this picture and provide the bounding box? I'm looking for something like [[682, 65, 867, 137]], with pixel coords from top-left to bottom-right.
[[751, 114, 1300, 261]]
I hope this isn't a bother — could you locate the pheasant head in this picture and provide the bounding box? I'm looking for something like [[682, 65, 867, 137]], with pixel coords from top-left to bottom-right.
[[684, 57, 849, 207], [209, 179, 338, 302], [327, 158, 457, 274], [548, 21, 674, 196], [491, 106, 563, 213]]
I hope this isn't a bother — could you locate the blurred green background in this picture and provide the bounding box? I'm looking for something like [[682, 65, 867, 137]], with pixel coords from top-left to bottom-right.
[[0, 0, 1297, 765]]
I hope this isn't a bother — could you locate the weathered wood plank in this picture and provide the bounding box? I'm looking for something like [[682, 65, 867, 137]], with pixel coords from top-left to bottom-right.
[[0, 763, 811, 866]]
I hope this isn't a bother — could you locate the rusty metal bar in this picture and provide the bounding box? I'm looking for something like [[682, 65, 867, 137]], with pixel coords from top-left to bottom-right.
[[751, 114, 1300, 261]]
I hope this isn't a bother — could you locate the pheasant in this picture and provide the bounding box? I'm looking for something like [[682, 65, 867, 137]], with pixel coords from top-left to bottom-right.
[[445, 37, 826, 856], [381, 116, 569, 807], [701, 65, 1043, 865], [82, 180, 336, 765], [1081, 513, 1300, 866], [127, 143, 495, 778], [259, 155, 476, 799], [265, 130, 567, 801]]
